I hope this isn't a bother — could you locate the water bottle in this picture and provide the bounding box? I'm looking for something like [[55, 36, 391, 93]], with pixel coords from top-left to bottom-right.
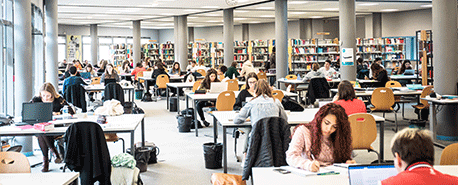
[[62, 105, 69, 119]]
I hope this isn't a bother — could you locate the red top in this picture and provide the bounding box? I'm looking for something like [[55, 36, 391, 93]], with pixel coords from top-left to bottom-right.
[[381, 162, 458, 185], [131, 67, 146, 79], [334, 99, 367, 116]]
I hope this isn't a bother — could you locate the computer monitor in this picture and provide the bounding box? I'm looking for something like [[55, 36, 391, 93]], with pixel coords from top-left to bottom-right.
[[80, 72, 91, 80], [348, 164, 398, 185], [104, 78, 117, 85], [21, 102, 53, 124]]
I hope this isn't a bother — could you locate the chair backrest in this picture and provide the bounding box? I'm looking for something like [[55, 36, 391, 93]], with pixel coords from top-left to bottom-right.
[[156, 74, 170, 89], [272, 90, 284, 102], [419, 86, 434, 108], [197, 69, 206, 77], [348, 113, 377, 150], [257, 72, 267, 80], [371, 87, 395, 110], [137, 71, 144, 83], [192, 80, 202, 93], [218, 74, 225, 81], [440, 143, 458, 165], [104, 83, 124, 104], [227, 79, 239, 91], [385, 81, 402, 87], [91, 77, 101, 85], [285, 74, 297, 80], [240, 84, 246, 91], [0, 152, 31, 173], [146, 68, 153, 71], [216, 91, 236, 111]]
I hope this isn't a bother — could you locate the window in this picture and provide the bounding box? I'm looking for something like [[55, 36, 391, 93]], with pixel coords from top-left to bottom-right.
[[32, 4, 44, 95], [58, 36, 66, 62], [82, 36, 91, 63], [1, 0, 14, 115]]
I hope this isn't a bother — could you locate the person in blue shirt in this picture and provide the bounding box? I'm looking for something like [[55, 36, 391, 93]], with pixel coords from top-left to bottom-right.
[[63, 66, 87, 93]]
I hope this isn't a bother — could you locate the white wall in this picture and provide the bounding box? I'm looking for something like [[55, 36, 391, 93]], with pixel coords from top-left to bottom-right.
[[58, 24, 159, 39], [158, 29, 174, 43], [382, 9, 432, 37]]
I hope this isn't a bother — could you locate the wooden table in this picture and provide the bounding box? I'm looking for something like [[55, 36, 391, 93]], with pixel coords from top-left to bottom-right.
[[0, 172, 79, 185]]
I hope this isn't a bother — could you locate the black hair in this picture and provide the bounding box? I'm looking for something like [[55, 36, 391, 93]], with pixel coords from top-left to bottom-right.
[[69, 66, 77, 75]]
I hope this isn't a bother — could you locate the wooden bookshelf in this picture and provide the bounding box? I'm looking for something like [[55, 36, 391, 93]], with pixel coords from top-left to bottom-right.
[[142, 43, 160, 63], [211, 42, 224, 68], [160, 41, 174, 69], [416, 30, 433, 85], [290, 38, 316, 75], [234, 41, 249, 67], [249, 40, 269, 70], [192, 42, 211, 67]]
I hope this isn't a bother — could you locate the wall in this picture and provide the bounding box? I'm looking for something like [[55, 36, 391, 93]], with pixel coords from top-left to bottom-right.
[[58, 24, 159, 39], [158, 29, 174, 43], [382, 8, 432, 37]]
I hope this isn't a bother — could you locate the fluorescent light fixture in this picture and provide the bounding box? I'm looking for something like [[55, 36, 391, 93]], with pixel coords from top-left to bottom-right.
[[358, 3, 379, 6], [381, 9, 398, 12], [256, 7, 274, 10], [86, 16, 92, 19], [234, 10, 249, 13], [260, 15, 274, 18], [322, 8, 338, 11], [201, 6, 219, 8], [310, 16, 324, 19], [161, 13, 175, 16], [234, 18, 247, 20], [188, 16, 198, 19], [206, 14, 220, 16], [238, 0, 250, 2], [290, 12, 306, 15], [206, 20, 221, 23], [249, 21, 261, 24], [184, 9, 199, 12], [289, 1, 308, 4], [421, 4, 432, 8]]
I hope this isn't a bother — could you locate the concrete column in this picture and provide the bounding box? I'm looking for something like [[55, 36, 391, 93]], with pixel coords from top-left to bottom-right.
[[242, 24, 249, 41], [188, 27, 194, 43], [299, 19, 312, 40], [432, 0, 458, 140], [45, 0, 58, 88], [14, 0, 33, 117], [339, 0, 356, 81], [90, 24, 98, 66], [133, 20, 141, 65], [224, 9, 234, 67], [372, 13, 381, 38], [276, 0, 288, 88], [174, 16, 188, 69]]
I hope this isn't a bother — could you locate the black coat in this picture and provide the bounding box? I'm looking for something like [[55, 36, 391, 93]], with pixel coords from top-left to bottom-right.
[[63, 84, 87, 112], [104, 83, 124, 105], [306, 77, 330, 105], [233, 89, 253, 110], [31, 96, 75, 114], [242, 117, 291, 180], [64, 122, 111, 185]]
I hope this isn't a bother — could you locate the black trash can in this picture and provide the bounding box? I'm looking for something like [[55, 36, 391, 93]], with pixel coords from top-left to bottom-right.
[[169, 97, 178, 112], [409, 119, 427, 128], [203, 142, 223, 169], [177, 114, 192, 132], [135, 89, 143, 100], [127, 147, 151, 172]]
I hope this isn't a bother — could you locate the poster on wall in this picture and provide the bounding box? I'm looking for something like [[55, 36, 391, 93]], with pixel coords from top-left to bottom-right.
[[66, 35, 82, 62], [340, 48, 354, 66]]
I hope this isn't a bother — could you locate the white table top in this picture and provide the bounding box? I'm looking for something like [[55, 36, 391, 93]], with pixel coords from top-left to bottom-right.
[[0, 172, 79, 185], [252, 165, 458, 185], [0, 114, 145, 136], [331, 88, 423, 97], [277, 78, 341, 84], [186, 90, 298, 101], [139, 76, 184, 81], [211, 109, 385, 127], [84, 84, 134, 91], [422, 96, 458, 104], [389, 74, 418, 80], [119, 73, 132, 77], [166, 82, 195, 88]]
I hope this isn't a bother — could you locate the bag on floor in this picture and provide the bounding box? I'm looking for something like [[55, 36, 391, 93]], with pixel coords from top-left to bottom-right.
[[141, 92, 154, 102], [180, 108, 195, 120], [211, 173, 246, 185], [123, 102, 144, 114], [282, 97, 305, 112], [414, 108, 429, 120]]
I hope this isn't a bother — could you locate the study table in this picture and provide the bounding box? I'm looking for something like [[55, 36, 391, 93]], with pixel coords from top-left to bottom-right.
[[210, 109, 385, 173], [252, 165, 458, 185], [388, 74, 418, 80], [422, 96, 458, 148], [166, 82, 195, 112], [58, 84, 135, 103], [0, 114, 145, 156], [276, 78, 341, 90], [185, 90, 298, 137], [0, 172, 79, 185]]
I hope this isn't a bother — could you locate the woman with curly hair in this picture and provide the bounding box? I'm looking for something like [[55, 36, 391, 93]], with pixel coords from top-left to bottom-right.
[[286, 103, 354, 172]]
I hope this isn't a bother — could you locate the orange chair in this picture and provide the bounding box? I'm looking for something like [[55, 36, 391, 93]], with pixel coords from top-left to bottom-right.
[[348, 113, 381, 163], [216, 91, 236, 111], [0, 152, 31, 173], [285, 75, 298, 91], [192, 80, 202, 93], [385, 80, 411, 119], [239, 84, 246, 91], [104, 133, 125, 153], [197, 69, 206, 77], [257, 71, 267, 80], [227, 79, 239, 91], [272, 90, 284, 102], [440, 143, 458, 165], [412, 86, 434, 119], [91, 77, 101, 85], [155, 74, 170, 96], [370, 87, 398, 132]]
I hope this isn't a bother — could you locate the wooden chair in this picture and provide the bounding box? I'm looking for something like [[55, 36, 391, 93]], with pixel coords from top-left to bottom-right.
[[192, 80, 202, 93], [104, 133, 125, 153], [385, 81, 410, 119], [348, 113, 381, 163], [412, 86, 434, 110], [218, 74, 225, 81], [285, 74, 298, 91], [91, 77, 102, 85], [146, 68, 153, 71], [227, 79, 239, 91], [257, 71, 267, 80], [155, 74, 170, 96], [239, 84, 246, 91], [385, 81, 402, 88], [197, 69, 206, 77], [216, 91, 236, 111], [136, 71, 145, 84], [0, 152, 31, 173], [272, 90, 284, 102], [370, 87, 398, 132], [440, 143, 458, 165]]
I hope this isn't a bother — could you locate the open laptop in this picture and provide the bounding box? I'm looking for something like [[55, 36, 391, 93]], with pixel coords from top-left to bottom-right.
[[404, 69, 415, 75], [80, 72, 91, 80], [16, 102, 53, 126], [143, 71, 153, 79], [348, 164, 398, 185], [209, 82, 227, 93]]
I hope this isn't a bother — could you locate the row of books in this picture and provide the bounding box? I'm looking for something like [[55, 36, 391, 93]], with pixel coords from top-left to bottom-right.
[[143, 43, 159, 49], [252, 48, 268, 54], [163, 56, 174, 61], [252, 55, 268, 61], [234, 41, 248, 47], [214, 51, 223, 58], [251, 40, 268, 47], [234, 55, 248, 61], [162, 49, 174, 55], [234, 48, 248, 54], [162, 42, 174, 49], [291, 39, 315, 46], [293, 47, 315, 54]]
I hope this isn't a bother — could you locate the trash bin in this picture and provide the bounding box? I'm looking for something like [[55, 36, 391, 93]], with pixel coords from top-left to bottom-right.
[[203, 142, 223, 169], [135, 90, 143, 100], [169, 97, 178, 112], [409, 119, 427, 128], [177, 114, 192, 133], [127, 147, 151, 172]]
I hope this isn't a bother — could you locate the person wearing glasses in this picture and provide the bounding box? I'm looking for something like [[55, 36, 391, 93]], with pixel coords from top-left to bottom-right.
[[233, 72, 258, 110]]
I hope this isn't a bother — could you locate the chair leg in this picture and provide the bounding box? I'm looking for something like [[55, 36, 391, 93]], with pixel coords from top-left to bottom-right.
[[234, 136, 239, 162], [118, 138, 126, 153], [368, 149, 381, 164], [393, 110, 398, 133]]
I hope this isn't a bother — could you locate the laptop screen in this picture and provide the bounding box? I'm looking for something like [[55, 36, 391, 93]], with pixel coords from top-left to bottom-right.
[[22, 102, 53, 124], [348, 164, 398, 185], [210, 82, 227, 93], [404, 69, 415, 75], [80, 72, 91, 79]]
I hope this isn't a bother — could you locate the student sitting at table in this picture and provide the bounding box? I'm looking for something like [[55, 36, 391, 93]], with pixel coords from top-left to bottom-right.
[[370, 63, 389, 87], [151, 61, 169, 96], [333, 80, 367, 116], [233, 72, 258, 110], [397, 60, 413, 86], [97, 59, 108, 73], [186, 60, 197, 72], [240, 60, 256, 80], [318, 60, 336, 79], [31, 82, 75, 172], [218, 65, 228, 76], [84, 64, 97, 78], [225, 62, 240, 79], [303, 63, 325, 81], [74, 60, 83, 70], [101, 63, 120, 83], [286, 103, 355, 172], [195, 68, 220, 128], [120, 60, 131, 74], [234, 79, 288, 162], [381, 128, 458, 185], [63, 66, 88, 93], [169, 62, 181, 76]]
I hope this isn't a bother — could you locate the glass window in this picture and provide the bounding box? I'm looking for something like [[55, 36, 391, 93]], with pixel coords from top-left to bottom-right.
[[99, 45, 111, 63], [127, 38, 133, 44], [99, 37, 112, 44], [58, 44, 66, 62], [83, 44, 92, 63], [141, 39, 150, 44], [113, 38, 126, 44], [58, 36, 66, 44], [2, 0, 14, 115], [83, 36, 91, 44], [32, 4, 44, 95]]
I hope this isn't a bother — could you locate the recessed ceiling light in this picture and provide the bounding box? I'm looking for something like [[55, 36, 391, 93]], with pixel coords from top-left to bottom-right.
[[322, 8, 338, 11], [381, 9, 398, 12], [358, 3, 379, 6], [201, 6, 219, 8], [310, 16, 324, 19], [256, 7, 274, 10], [288, 1, 308, 5], [421, 4, 432, 8]]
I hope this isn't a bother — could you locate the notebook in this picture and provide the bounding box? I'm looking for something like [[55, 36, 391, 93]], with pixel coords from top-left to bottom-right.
[[16, 102, 53, 126], [209, 82, 227, 94], [348, 164, 398, 185]]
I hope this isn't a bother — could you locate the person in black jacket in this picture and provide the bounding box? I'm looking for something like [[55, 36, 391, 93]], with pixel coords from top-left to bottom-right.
[[30, 82, 74, 172], [371, 63, 389, 87], [233, 72, 258, 110], [151, 61, 169, 97]]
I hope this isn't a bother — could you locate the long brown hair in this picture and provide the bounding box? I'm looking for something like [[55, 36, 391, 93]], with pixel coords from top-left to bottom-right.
[[104, 63, 118, 79], [296, 103, 352, 163], [39, 82, 61, 100], [246, 72, 258, 90], [254, 79, 272, 99], [200, 68, 220, 89], [172, 62, 181, 74], [337, 80, 356, 101]]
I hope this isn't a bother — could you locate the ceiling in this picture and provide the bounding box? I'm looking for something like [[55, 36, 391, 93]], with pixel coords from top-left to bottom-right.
[[57, 0, 433, 29]]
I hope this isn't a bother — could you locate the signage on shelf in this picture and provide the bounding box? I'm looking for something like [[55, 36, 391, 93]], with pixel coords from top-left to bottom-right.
[[341, 48, 354, 66]]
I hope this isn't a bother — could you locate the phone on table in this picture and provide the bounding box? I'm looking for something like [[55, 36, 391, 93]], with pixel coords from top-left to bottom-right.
[[273, 168, 291, 174]]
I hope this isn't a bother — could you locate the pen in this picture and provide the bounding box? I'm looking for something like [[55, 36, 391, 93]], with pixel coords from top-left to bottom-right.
[[317, 171, 340, 176], [310, 154, 316, 161]]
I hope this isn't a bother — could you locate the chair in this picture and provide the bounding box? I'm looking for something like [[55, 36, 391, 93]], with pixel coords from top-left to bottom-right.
[[105, 133, 125, 153], [104, 83, 125, 105], [136, 71, 145, 84], [91, 77, 102, 85], [216, 91, 236, 111], [350, 81, 361, 88], [146, 68, 153, 71], [348, 113, 381, 163], [272, 90, 284, 102], [0, 152, 31, 173], [155, 74, 170, 97], [385, 81, 402, 88], [218, 74, 225, 81], [257, 71, 267, 80], [239, 84, 246, 91], [412, 86, 434, 113], [227, 79, 239, 91], [285, 74, 297, 91], [370, 87, 398, 132], [192, 80, 202, 93], [385, 81, 411, 118], [306, 77, 330, 105], [197, 69, 206, 77], [64, 84, 87, 112], [440, 143, 458, 165]]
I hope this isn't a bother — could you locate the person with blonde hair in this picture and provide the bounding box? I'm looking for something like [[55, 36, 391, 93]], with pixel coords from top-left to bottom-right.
[[30, 82, 74, 172], [303, 63, 325, 81]]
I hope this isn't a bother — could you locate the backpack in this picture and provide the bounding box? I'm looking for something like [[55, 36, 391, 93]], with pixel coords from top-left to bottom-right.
[[282, 97, 305, 112]]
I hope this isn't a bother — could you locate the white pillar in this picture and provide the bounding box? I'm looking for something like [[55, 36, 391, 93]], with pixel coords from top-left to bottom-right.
[[242, 23, 249, 41], [45, 0, 58, 88], [174, 16, 188, 69], [275, 0, 288, 88], [224, 8, 235, 67], [90, 24, 98, 66], [133, 21, 141, 65], [339, 0, 356, 81], [372, 13, 382, 38], [299, 19, 312, 39]]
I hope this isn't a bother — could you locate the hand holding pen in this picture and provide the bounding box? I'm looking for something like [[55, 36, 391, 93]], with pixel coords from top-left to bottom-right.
[[309, 154, 320, 172]]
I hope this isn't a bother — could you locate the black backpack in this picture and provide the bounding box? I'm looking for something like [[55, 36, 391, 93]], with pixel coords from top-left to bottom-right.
[[282, 97, 305, 112]]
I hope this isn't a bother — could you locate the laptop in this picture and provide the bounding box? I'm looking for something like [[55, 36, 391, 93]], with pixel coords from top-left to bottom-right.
[[80, 72, 91, 80], [104, 78, 117, 85], [143, 71, 153, 79], [209, 82, 227, 93], [404, 69, 415, 75], [16, 102, 53, 126], [348, 164, 398, 185]]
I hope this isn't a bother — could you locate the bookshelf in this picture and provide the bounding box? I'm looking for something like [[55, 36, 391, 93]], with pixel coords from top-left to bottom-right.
[[211, 42, 224, 68], [142, 43, 160, 63], [290, 38, 316, 75], [416, 30, 433, 85], [192, 42, 212, 67], [316, 38, 340, 64], [250, 40, 269, 70], [234, 41, 249, 69], [188, 43, 193, 63], [382, 37, 406, 69], [160, 41, 174, 69], [110, 43, 130, 66]]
